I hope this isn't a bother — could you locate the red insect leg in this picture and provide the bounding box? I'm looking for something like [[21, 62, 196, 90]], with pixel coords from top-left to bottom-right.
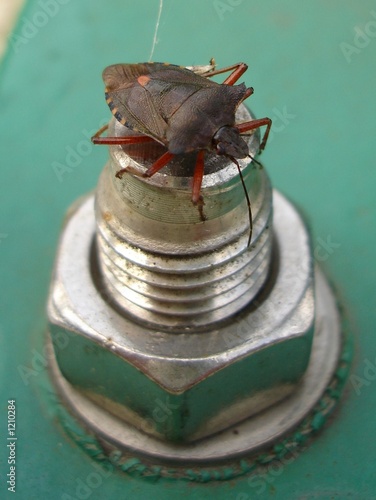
[[191, 151, 205, 204], [237, 117, 272, 151], [203, 62, 249, 85], [91, 123, 155, 146], [92, 123, 169, 179], [115, 150, 174, 179], [143, 151, 175, 177], [191, 150, 206, 221]]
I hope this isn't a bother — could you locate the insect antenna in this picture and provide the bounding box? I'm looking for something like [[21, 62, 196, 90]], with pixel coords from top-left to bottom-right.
[[246, 153, 263, 169], [228, 156, 253, 247]]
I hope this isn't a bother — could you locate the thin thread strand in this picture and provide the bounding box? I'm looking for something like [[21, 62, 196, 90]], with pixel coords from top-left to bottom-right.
[[149, 0, 163, 62]]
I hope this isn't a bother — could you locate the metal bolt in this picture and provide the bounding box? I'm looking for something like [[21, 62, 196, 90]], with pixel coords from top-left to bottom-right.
[[95, 106, 272, 330], [47, 106, 341, 461]]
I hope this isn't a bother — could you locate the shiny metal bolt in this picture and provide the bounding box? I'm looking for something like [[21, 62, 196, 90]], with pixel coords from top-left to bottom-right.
[[47, 105, 341, 460]]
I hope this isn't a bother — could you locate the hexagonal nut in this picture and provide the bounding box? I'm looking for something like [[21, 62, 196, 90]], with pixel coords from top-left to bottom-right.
[[47, 191, 314, 443]]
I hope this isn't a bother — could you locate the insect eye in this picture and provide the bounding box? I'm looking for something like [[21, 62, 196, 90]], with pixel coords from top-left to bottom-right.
[[216, 143, 226, 155]]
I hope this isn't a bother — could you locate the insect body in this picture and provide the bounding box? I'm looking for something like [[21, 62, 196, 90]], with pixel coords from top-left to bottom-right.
[[92, 62, 272, 245]]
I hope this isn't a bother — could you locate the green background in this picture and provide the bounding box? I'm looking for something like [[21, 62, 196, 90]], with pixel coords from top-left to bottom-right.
[[1, 0, 375, 498]]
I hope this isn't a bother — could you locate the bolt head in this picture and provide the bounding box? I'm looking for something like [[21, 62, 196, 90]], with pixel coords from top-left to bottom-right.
[[48, 190, 314, 442]]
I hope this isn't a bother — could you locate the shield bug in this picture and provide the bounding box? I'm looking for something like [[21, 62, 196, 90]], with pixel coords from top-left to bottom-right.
[[92, 61, 272, 245]]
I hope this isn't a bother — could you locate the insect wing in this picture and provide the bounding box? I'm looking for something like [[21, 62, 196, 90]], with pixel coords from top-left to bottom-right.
[[103, 63, 169, 143], [141, 66, 216, 122]]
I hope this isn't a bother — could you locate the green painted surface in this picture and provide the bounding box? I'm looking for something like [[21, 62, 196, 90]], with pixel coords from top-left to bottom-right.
[[0, 0, 375, 498]]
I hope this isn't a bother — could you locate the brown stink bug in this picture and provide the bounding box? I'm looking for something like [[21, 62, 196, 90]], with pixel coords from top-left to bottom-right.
[[92, 61, 272, 245]]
